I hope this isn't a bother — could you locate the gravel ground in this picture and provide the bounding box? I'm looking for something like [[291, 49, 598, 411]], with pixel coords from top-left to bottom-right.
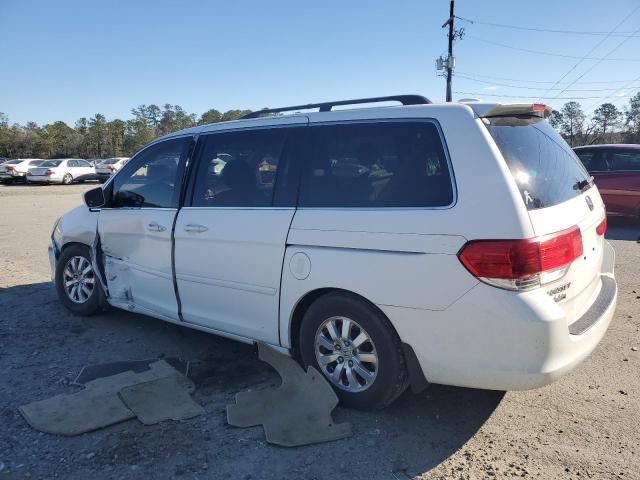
[[0, 183, 639, 480]]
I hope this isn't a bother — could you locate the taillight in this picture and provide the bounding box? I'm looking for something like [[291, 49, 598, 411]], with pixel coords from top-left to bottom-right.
[[596, 216, 607, 236], [45, 169, 53, 176], [5, 166, 14, 172], [458, 226, 583, 291], [108, 166, 116, 172]]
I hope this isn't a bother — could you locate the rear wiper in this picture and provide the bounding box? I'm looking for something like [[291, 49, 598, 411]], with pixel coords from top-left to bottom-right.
[[573, 176, 594, 192]]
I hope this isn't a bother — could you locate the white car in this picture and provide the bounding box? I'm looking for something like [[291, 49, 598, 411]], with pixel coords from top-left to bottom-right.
[[0, 158, 45, 183], [95, 157, 129, 182], [49, 95, 616, 410], [27, 159, 95, 184]]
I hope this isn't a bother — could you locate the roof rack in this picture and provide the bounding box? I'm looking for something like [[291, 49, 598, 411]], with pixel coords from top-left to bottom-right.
[[240, 94, 431, 119]]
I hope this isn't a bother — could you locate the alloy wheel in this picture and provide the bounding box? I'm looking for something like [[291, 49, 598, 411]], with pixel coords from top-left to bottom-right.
[[63, 256, 95, 304], [314, 316, 378, 392]]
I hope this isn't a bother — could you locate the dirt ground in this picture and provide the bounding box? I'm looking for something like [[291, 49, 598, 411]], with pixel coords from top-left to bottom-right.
[[1, 182, 639, 480]]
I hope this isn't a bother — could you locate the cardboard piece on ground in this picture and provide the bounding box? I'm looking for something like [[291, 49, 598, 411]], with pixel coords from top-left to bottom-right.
[[119, 375, 204, 425], [19, 360, 188, 436], [226, 343, 351, 447]]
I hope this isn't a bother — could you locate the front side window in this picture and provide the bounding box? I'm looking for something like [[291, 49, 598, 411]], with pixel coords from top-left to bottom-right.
[[191, 128, 287, 207], [576, 150, 609, 172], [609, 151, 640, 171], [298, 121, 454, 208], [112, 137, 191, 208]]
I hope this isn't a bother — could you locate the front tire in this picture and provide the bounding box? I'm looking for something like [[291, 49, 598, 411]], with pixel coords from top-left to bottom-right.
[[55, 244, 102, 316], [299, 292, 408, 410]]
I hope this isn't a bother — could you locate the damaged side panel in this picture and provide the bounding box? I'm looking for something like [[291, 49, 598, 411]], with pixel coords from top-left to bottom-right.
[[96, 209, 180, 321]]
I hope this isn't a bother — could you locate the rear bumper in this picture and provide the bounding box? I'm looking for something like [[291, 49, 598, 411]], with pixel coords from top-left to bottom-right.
[[27, 175, 61, 183], [383, 241, 617, 391]]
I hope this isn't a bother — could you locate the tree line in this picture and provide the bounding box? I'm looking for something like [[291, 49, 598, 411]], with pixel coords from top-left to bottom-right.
[[0, 104, 251, 159], [1, 93, 639, 159], [549, 92, 640, 147]]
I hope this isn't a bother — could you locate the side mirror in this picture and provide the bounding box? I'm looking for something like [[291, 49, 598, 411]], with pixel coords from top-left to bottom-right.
[[84, 187, 106, 208]]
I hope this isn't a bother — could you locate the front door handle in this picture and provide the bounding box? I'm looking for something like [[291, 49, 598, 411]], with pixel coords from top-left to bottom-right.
[[184, 223, 208, 233], [147, 222, 167, 232]]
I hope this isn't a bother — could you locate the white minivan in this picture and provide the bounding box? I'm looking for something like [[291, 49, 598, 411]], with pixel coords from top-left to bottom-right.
[[49, 95, 616, 409]]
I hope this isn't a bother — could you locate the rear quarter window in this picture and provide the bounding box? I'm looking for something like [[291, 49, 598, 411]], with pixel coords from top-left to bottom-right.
[[485, 120, 590, 210], [298, 121, 454, 208]]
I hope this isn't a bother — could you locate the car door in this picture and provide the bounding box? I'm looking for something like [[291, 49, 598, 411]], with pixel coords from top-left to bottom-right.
[[98, 136, 193, 320], [174, 117, 307, 343], [75, 159, 94, 179], [603, 149, 640, 217]]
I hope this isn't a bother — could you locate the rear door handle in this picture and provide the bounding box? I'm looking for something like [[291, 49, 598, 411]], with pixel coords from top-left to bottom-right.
[[147, 222, 167, 232], [184, 223, 208, 233]]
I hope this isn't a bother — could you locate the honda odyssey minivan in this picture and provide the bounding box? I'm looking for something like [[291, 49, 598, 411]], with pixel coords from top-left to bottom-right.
[[49, 95, 617, 409]]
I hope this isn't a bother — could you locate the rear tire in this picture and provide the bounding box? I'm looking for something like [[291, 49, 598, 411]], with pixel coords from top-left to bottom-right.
[[62, 173, 73, 185], [299, 292, 408, 410], [55, 244, 102, 316]]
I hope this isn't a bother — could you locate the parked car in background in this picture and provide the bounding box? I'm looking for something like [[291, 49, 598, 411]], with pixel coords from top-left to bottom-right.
[[574, 144, 640, 219], [27, 158, 95, 184], [49, 96, 616, 410], [95, 157, 129, 182], [86, 158, 105, 167], [0, 157, 9, 164], [0, 158, 45, 183]]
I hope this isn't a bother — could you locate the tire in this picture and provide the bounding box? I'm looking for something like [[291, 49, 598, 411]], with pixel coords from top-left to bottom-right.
[[299, 292, 408, 410], [55, 244, 102, 316], [62, 173, 73, 185]]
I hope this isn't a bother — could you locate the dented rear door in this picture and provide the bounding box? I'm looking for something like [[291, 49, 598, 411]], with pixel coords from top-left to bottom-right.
[[98, 136, 193, 320]]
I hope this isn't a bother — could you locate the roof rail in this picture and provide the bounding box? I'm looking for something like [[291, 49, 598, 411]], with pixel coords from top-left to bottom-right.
[[240, 94, 431, 119]]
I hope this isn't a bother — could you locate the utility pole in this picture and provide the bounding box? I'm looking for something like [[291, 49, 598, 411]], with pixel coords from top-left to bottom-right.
[[446, 0, 455, 102], [437, 1, 464, 102]]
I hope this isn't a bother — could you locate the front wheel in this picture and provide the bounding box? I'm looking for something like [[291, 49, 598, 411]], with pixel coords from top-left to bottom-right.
[[62, 173, 73, 185], [299, 292, 408, 410], [55, 244, 102, 316]]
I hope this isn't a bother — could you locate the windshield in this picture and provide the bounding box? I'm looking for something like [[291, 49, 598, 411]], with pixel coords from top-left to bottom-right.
[[484, 119, 591, 210], [41, 160, 62, 167]]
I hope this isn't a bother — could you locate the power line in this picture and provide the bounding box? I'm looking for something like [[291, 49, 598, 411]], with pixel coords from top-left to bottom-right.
[[582, 74, 640, 113], [468, 35, 640, 61], [453, 91, 635, 100], [454, 73, 640, 92], [455, 71, 640, 85], [455, 15, 640, 37], [547, 6, 640, 99]]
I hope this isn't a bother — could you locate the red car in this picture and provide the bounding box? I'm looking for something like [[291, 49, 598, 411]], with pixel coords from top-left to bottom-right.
[[574, 144, 640, 219]]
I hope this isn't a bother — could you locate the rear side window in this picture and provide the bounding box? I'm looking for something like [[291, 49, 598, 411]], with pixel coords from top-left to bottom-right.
[[609, 151, 640, 171], [485, 120, 590, 210], [298, 121, 454, 208], [191, 128, 287, 207]]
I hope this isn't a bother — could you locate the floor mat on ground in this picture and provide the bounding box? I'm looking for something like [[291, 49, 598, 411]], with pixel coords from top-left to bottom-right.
[[19, 359, 201, 435], [118, 374, 204, 425], [72, 357, 189, 385], [226, 343, 351, 447]]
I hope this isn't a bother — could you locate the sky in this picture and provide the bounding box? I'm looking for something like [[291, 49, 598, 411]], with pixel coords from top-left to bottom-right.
[[1, 0, 639, 126]]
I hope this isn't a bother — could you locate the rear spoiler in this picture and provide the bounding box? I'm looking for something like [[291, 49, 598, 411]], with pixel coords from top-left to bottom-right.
[[482, 103, 552, 119]]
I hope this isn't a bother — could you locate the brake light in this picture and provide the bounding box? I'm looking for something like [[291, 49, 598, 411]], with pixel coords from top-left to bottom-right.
[[458, 226, 583, 291], [596, 216, 607, 236], [108, 166, 116, 172], [5, 166, 14, 172], [45, 169, 53, 176], [532, 103, 547, 112]]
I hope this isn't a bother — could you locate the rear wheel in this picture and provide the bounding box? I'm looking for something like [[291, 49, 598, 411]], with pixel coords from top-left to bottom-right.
[[299, 292, 408, 410], [62, 173, 73, 185], [55, 244, 102, 316]]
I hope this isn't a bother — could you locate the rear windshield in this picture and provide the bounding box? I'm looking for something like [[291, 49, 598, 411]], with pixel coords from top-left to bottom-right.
[[41, 160, 62, 167], [485, 120, 591, 210], [5, 159, 22, 165], [102, 158, 123, 165]]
